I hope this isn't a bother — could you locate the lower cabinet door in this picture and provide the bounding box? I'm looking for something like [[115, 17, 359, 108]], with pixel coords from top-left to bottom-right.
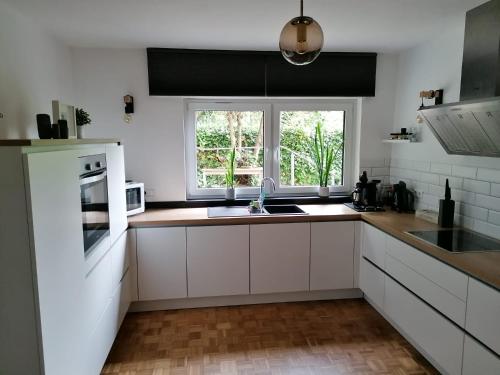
[[359, 257, 385, 309], [462, 335, 500, 375], [250, 223, 310, 294], [187, 225, 249, 297], [384, 277, 464, 375], [137, 227, 187, 300], [310, 221, 355, 290], [466, 278, 500, 355]]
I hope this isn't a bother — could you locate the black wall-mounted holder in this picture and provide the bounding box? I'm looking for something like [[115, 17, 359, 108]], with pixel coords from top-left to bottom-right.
[[124, 95, 134, 124], [419, 89, 444, 109]]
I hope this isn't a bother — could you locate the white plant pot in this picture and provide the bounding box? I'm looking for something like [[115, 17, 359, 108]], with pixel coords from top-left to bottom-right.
[[318, 186, 330, 198], [77, 126, 85, 139], [225, 187, 235, 200]]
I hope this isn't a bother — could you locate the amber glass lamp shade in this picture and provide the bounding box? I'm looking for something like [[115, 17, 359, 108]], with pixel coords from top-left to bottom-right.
[[279, 16, 324, 65]]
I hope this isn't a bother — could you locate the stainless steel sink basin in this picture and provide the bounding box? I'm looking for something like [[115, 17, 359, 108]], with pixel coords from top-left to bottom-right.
[[263, 204, 307, 215], [206, 204, 308, 218]]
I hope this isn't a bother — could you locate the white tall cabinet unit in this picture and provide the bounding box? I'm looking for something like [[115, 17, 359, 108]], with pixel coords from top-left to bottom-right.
[[0, 141, 130, 375]]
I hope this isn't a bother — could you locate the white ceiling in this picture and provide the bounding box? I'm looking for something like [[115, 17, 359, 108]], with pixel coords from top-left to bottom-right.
[[3, 0, 488, 52]]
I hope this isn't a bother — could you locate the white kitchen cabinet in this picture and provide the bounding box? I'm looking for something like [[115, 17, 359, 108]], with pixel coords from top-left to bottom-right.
[[361, 223, 386, 269], [250, 223, 310, 294], [466, 278, 500, 355], [137, 227, 187, 300], [310, 221, 355, 290], [384, 277, 464, 375], [110, 230, 130, 290], [386, 235, 468, 300], [385, 253, 467, 326], [106, 144, 127, 245], [359, 257, 385, 309], [24, 149, 87, 375], [187, 225, 249, 297], [462, 335, 500, 375]]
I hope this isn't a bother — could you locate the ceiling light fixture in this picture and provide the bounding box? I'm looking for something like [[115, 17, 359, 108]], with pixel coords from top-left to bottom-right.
[[279, 0, 324, 66]]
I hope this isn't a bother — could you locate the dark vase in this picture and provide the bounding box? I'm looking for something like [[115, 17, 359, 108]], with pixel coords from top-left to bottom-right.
[[52, 123, 61, 139], [36, 114, 52, 139], [59, 119, 69, 139]]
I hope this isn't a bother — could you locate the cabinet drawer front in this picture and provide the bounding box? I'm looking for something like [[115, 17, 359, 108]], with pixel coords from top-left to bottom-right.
[[466, 278, 500, 355], [187, 225, 249, 298], [384, 278, 464, 375], [385, 254, 466, 326], [310, 221, 355, 291], [386, 236, 468, 301], [362, 224, 386, 269], [359, 258, 385, 309], [463, 335, 500, 375]]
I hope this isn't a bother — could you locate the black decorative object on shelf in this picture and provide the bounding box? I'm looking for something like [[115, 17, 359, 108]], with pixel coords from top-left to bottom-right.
[[59, 119, 69, 139], [36, 114, 53, 139], [51, 123, 61, 139]]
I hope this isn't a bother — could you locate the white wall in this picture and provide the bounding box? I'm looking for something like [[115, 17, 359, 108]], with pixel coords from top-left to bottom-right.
[[0, 1, 74, 138], [72, 48, 398, 201], [390, 14, 500, 240], [391, 14, 499, 170]]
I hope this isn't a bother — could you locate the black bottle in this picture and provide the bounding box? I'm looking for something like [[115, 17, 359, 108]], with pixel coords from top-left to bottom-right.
[[439, 179, 455, 228]]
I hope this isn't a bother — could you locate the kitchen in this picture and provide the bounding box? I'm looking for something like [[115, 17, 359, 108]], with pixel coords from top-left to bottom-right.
[[1, 0, 500, 374]]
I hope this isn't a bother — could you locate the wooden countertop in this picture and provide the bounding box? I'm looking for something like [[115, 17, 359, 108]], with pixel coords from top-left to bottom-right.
[[362, 211, 500, 292], [128, 204, 361, 227], [128, 205, 500, 290]]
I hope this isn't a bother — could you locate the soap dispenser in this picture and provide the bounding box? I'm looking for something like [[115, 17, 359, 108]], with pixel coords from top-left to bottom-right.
[[439, 179, 455, 228]]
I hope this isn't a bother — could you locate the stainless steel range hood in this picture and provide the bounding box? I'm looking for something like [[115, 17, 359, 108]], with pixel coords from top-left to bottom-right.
[[418, 0, 500, 157], [419, 97, 500, 157]]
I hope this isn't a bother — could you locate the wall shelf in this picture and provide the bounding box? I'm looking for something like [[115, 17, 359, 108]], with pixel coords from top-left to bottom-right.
[[382, 139, 415, 144]]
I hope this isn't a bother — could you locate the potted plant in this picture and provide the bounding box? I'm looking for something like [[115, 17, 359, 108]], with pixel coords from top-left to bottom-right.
[[310, 122, 339, 198], [75, 108, 91, 139], [225, 147, 236, 200]]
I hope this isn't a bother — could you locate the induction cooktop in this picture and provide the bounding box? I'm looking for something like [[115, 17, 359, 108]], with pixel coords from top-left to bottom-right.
[[407, 229, 500, 253]]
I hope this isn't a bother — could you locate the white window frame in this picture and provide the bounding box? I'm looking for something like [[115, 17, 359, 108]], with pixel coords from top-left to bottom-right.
[[185, 98, 356, 199], [272, 101, 354, 195], [185, 101, 272, 199]]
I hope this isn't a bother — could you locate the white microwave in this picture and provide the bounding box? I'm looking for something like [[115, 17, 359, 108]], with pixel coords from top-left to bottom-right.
[[125, 182, 145, 216]]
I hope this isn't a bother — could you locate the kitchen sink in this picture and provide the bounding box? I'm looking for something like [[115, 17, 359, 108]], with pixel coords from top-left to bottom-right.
[[263, 204, 308, 215]]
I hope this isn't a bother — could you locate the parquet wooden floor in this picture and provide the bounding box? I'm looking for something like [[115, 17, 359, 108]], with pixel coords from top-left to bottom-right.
[[101, 299, 438, 375]]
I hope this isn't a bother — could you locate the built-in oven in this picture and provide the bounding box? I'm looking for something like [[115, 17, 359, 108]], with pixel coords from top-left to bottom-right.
[[80, 154, 110, 256]]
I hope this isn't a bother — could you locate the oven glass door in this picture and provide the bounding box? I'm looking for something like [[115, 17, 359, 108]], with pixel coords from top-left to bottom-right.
[[80, 170, 110, 255]]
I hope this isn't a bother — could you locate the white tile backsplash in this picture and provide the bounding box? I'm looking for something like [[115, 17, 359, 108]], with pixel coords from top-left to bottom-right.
[[391, 157, 500, 240], [476, 194, 500, 211], [490, 183, 500, 198], [463, 179, 490, 195], [477, 168, 500, 183], [419, 172, 440, 185], [451, 165, 477, 179], [488, 210, 500, 226], [430, 162, 452, 175]]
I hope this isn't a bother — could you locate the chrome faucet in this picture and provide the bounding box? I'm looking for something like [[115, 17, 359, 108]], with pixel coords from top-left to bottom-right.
[[258, 177, 276, 211]]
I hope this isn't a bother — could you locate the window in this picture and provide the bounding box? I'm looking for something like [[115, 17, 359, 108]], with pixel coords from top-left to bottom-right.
[[186, 100, 355, 198]]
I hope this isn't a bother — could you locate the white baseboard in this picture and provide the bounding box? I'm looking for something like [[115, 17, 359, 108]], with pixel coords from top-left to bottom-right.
[[129, 289, 363, 312]]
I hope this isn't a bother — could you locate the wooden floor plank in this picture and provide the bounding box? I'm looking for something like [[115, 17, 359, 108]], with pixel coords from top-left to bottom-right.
[[102, 299, 437, 375]]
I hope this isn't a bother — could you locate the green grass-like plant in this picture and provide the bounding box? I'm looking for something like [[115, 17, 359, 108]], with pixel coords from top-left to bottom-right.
[[225, 147, 236, 188], [311, 123, 340, 187]]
